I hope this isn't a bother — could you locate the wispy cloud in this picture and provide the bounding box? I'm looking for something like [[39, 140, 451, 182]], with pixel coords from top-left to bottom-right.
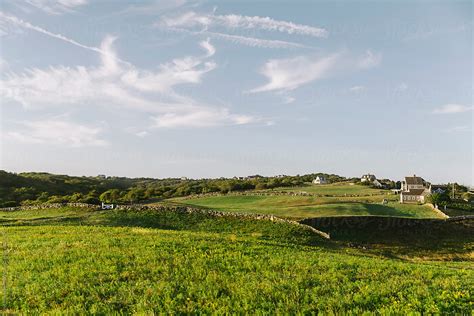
[[160, 11, 328, 38], [0, 31, 260, 130], [357, 50, 382, 69], [152, 109, 258, 128], [196, 30, 307, 49], [6, 118, 107, 147], [21, 0, 88, 15], [0, 12, 130, 66], [248, 53, 340, 93], [433, 104, 473, 114]]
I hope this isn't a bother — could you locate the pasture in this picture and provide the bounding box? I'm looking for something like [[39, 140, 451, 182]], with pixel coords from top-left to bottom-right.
[[0, 207, 472, 314], [172, 195, 441, 219], [274, 183, 391, 196]]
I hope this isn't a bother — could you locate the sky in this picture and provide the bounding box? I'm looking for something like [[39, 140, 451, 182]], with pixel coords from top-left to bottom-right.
[[0, 0, 472, 185]]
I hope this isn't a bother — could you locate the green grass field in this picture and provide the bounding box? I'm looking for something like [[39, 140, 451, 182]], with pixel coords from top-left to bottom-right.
[[172, 195, 441, 219], [0, 207, 472, 313], [275, 183, 391, 196]]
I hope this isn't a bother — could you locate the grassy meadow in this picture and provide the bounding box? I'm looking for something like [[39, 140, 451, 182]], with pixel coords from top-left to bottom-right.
[[274, 183, 391, 196], [0, 207, 473, 314], [168, 183, 445, 219], [171, 195, 440, 219]]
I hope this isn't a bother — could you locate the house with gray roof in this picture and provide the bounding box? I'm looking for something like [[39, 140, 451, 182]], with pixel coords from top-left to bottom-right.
[[400, 175, 431, 203]]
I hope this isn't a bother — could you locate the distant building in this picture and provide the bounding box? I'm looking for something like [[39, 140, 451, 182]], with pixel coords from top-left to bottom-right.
[[246, 175, 263, 180], [430, 185, 447, 194], [361, 174, 376, 183], [313, 175, 328, 185], [400, 175, 431, 203], [97, 174, 107, 179], [180, 177, 188, 181]]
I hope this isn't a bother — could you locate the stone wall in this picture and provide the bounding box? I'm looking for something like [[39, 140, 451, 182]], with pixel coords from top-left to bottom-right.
[[0, 203, 100, 212], [0, 202, 330, 239], [114, 204, 330, 239], [178, 190, 393, 200]]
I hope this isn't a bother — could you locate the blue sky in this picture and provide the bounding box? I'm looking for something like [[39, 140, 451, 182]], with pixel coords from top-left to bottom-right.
[[0, 0, 472, 185]]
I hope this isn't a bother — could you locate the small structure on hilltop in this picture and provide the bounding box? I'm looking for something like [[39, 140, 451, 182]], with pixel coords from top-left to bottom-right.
[[400, 174, 431, 203], [313, 175, 328, 185], [361, 174, 376, 183], [430, 185, 447, 194], [360, 174, 384, 188]]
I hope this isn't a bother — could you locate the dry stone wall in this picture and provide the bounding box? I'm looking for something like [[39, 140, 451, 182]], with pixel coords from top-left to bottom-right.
[[0, 203, 331, 239]]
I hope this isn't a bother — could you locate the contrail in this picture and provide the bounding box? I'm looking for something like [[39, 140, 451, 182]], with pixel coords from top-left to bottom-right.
[[165, 27, 311, 49], [0, 12, 131, 66]]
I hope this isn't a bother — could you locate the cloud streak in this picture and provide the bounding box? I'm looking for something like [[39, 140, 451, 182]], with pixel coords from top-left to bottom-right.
[[0, 12, 131, 66], [161, 11, 328, 38], [22, 0, 88, 15], [203, 31, 308, 49]]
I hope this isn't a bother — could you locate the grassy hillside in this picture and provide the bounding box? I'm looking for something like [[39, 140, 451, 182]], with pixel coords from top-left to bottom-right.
[[275, 183, 390, 196], [172, 195, 441, 219], [0, 207, 472, 314]]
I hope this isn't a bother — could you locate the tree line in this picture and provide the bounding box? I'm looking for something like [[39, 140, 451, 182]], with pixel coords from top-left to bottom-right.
[[0, 171, 345, 207]]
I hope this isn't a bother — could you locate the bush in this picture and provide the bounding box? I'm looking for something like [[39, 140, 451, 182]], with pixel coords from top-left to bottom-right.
[[0, 201, 18, 207]]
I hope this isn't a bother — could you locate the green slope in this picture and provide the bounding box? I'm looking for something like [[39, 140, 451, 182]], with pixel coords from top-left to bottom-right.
[[172, 195, 441, 219], [1, 207, 472, 314]]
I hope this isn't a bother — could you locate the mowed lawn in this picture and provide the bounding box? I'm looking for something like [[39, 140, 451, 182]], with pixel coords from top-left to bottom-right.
[[173, 195, 442, 219], [274, 183, 390, 196]]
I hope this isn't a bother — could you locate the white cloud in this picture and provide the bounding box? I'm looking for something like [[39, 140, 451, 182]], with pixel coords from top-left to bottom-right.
[[349, 85, 365, 93], [152, 109, 258, 128], [22, 0, 88, 14], [6, 118, 107, 147], [0, 12, 130, 66], [160, 11, 328, 38], [198, 30, 307, 49], [248, 53, 340, 93], [1, 31, 260, 130], [357, 50, 382, 69], [433, 104, 473, 114]]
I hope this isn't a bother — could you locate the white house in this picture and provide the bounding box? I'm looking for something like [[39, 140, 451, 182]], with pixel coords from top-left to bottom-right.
[[361, 174, 376, 183], [313, 176, 328, 185], [400, 175, 431, 203]]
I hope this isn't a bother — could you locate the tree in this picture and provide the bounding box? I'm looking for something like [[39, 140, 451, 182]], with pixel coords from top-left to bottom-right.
[[123, 188, 145, 204], [428, 192, 449, 207], [99, 189, 120, 203], [36, 192, 49, 203]]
